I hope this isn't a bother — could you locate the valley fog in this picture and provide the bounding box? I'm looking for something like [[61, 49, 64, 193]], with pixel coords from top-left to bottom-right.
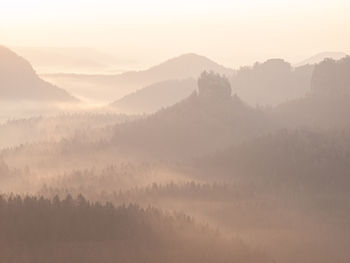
[[1, 1, 350, 262]]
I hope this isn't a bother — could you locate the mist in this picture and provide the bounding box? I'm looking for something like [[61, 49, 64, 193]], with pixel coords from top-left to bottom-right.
[[1, 1, 350, 263]]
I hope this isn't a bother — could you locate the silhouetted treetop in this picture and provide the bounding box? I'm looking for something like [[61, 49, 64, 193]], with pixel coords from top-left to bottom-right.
[[198, 71, 231, 100], [253, 58, 292, 73], [311, 56, 350, 94]]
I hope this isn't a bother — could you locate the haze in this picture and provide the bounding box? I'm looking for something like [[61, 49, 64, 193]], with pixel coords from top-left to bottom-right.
[[2, 0, 350, 69], [1, 1, 350, 263]]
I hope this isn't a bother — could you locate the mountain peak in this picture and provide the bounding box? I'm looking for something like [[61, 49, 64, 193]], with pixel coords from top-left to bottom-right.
[[148, 53, 234, 78], [163, 53, 216, 63]]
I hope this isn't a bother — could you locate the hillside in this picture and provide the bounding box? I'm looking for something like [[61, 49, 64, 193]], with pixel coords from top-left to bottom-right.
[[1, 64, 350, 263], [0, 113, 137, 149], [274, 56, 350, 129], [110, 78, 196, 114], [0, 46, 76, 102], [42, 53, 235, 102], [110, 57, 315, 112], [0, 72, 276, 174], [0, 195, 269, 263], [199, 129, 350, 189], [230, 59, 313, 106], [111, 72, 276, 160]]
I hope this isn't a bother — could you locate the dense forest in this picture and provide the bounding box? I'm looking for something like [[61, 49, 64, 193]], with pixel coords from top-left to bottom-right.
[[0, 195, 270, 263]]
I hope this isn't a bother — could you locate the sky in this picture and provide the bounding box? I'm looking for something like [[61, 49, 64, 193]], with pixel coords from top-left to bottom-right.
[[1, 0, 350, 69]]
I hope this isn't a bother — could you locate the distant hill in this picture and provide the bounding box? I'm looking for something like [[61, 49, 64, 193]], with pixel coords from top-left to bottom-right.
[[42, 53, 235, 102], [295, 52, 348, 67], [110, 57, 315, 113], [110, 78, 197, 114], [0, 73, 277, 174], [274, 56, 350, 129], [199, 129, 350, 190], [111, 72, 276, 160], [0, 46, 77, 102], [13, 46, 131, 74], [230, 59, 313, 106], [311, 56, 350, 94]]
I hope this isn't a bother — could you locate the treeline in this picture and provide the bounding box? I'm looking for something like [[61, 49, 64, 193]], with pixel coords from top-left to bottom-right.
[[39, 181, 253, 205], [38, 178, 344, 221], [0, 112, 138, 149], [41, 163, 168, 193], [0, 160, 167, 194], [199, 129, 350, 193], [0, 195, 269, 263]]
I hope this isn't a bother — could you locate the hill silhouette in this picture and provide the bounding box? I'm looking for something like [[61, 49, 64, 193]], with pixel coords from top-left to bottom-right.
[[0, 46, 77, 102], [230, 59, 313, 106], [43, 53, 235, 102], [311, 56, 350, 94], [295, 51, 348, 67], [111, 72, 276, 160], [275, 56, 350, 129], [111, 57, 314, 112], [110, 78, 196, 114]]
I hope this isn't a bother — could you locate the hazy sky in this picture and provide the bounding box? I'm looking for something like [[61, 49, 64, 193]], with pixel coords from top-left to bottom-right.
[[1, 0, 350, 68]]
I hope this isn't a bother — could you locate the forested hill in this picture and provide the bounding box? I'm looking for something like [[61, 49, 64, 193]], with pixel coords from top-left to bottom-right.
[[274, 56, 350, 129], [111, 71, 276, 160], [0, 195, 270, 263], [197, 129, 350, 193]]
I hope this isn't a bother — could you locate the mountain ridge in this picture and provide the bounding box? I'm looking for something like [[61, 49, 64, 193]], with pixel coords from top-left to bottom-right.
[[41, 53, 235, 102], [0, 45, 77, 102]]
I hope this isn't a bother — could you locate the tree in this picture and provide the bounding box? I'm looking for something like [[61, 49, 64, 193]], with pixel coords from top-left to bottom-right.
[[197, 71, 231, 100]]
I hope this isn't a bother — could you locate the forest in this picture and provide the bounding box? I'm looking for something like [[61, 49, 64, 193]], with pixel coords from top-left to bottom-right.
[[1, 42, 350, 263]]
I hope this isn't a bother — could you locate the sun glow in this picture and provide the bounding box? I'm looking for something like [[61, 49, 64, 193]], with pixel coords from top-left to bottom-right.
[[1, 0, 349, 67]]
